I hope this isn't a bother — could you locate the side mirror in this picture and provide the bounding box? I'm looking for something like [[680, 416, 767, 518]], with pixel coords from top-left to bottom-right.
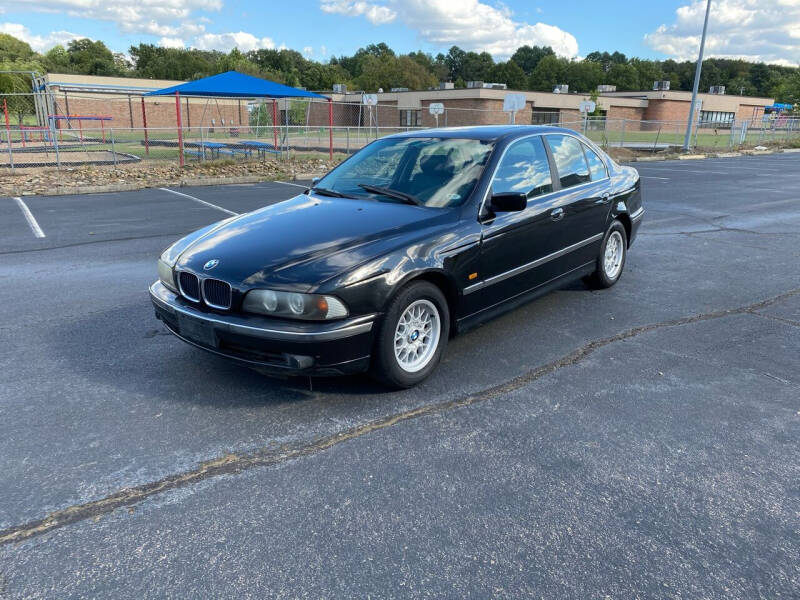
[[311, 177, 321, 186], [490, 192, 527, 212]]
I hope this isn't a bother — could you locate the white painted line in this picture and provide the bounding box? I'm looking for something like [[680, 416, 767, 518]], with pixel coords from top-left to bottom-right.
[[274, 180, 309, 189], [158, 187, 238, 216], [639, 176, 670, 180], [13, 197, 45, 238]]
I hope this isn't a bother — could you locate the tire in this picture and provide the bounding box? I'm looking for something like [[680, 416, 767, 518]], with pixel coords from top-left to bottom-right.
[[371, 281, 450, 389], [585, 220, 628, 289]]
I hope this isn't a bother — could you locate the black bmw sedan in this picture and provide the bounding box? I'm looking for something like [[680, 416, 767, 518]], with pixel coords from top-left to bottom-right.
[[150, 126, 643, 388]]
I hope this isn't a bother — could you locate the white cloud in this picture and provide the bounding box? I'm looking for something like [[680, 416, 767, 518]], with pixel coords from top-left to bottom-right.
[[645, 0, 800, 66], [320, 0, 397, 25], [193, 32, 276, 52], [12, 0, 220, 40], [303, 46, 313, 56], [0, 22, 86, 51], [318, 0, 579, 58], [158, 36, 185, 48]]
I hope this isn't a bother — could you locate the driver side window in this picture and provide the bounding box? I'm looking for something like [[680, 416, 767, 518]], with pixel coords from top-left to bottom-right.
[[492, 136, 553, 199]]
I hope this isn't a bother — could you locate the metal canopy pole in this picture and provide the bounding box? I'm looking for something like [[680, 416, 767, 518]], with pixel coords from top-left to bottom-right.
[[328, 98, 334, 160], [683, 0, 712, 151]]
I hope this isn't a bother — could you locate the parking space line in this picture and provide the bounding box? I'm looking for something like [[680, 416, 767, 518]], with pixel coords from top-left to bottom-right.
[[158, 188, 238, 216], [13, 197, 46, 238], [639, 176, 670, 180], [274, 181, 310, 189]]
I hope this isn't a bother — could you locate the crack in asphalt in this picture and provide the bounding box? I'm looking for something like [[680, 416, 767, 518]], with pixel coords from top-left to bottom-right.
[[0, 232, 191, 256], [2, 287, 799, 548]]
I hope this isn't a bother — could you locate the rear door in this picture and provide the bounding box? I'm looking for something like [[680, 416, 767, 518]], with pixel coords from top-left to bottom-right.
[[542, 134, 611, 272]]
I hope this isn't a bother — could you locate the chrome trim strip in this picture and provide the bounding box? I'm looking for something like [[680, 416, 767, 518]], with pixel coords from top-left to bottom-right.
[[630, 207, 645, 223], [463, 232, 604, 295], [150, 281, 374, 342]]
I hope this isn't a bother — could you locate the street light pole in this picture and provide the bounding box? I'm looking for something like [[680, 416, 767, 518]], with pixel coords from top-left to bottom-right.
[[683, 0, 712, 151]]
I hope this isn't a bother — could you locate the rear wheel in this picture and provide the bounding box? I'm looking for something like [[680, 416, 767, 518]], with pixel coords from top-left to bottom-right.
[[371, 281, 449, 389], [585, 220, 627, 289]]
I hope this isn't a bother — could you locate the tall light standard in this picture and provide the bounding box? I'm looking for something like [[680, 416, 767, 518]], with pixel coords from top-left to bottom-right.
[[683, 0, 712, 151], [683, 0, 711, 151]]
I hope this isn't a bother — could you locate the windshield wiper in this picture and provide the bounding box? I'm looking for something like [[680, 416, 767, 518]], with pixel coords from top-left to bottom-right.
[[310, 186, 348, 198], [357, 183, 420, 206]]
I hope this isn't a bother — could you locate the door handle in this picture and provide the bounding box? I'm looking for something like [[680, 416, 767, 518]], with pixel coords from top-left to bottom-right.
[[595, 193, 610, 204], [550, 207, 564, 221]]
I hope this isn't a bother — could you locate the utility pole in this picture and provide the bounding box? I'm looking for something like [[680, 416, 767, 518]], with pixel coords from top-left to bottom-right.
[[683, 0, 712, 151]]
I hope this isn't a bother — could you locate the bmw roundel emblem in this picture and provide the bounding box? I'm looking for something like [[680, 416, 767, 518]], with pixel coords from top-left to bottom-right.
[[203, 259, 219, 270]]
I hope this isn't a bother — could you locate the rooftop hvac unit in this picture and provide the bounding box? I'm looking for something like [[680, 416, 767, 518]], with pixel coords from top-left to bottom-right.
[[439, 81, 454, 90], [597, 84, 617, 93], [553, 84, 569, 94], [709, 85, 726, 95], [390, 87, 409, 92], [332, 83, 347, 94], [467, 81, 484, 88], [484, 83, 507, 89], [653, 80, 670, 91]]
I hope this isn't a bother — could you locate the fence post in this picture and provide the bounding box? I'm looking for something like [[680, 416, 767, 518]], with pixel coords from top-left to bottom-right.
[[346, 127, 350, 155], [141, 97, 149, 156], [111, 128, 117, 167], [175, 91, 184, 167], [272, 100, 278, 151], [200, 125, 205, 162], [653, 125, 662, 152]]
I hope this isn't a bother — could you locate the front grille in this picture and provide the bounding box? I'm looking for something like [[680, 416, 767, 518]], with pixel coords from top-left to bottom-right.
[[203, 278, 232, 309], [178, 272, 200, 302]]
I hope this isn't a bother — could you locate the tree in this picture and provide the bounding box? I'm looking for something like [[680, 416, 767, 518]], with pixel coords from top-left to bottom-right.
[[510, 45, 555, 74], [605, 63, 639, 91], [66, 39, 119, 75], [488, 60, 526, 90], [444, 46, 467, 81], [42, 45, 71, 72], [528, 55, 568, 91], [0, 33, 34, 62]]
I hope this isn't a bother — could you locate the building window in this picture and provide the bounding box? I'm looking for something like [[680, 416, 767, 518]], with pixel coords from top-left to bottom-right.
[[699, 111, 735, 127], [400, 110, 421, 127], [531, 109, 560, 125]]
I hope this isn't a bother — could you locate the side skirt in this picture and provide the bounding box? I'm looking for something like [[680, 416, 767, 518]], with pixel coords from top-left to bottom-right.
[[454, 261, 596, 335]]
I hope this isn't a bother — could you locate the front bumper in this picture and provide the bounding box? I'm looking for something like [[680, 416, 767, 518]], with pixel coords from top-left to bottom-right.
[[149, 281, 376, 376]]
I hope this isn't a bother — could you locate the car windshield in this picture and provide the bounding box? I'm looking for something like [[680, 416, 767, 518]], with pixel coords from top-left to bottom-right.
[[315, 137, 494, 208]]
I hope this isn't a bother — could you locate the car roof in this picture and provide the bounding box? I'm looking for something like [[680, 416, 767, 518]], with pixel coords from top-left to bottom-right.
[[388, 125, 571, 142]]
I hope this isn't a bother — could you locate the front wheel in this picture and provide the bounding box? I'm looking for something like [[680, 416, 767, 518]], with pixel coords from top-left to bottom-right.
[[371, 281, 450, 389], [585, 220, 627, 289]]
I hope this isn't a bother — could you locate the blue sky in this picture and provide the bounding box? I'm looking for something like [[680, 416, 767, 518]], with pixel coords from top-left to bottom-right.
[[2, 1, 799, 66]]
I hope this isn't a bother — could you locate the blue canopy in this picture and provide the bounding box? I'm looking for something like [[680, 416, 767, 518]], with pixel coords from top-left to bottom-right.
[[144, 71, 328, 100]]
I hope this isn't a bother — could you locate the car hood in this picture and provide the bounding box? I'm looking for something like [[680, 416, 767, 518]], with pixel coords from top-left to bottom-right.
[[174, 193, 453, 289]]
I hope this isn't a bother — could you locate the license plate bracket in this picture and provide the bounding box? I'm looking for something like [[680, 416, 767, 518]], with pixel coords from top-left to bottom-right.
[[177, 313, 217, 348]]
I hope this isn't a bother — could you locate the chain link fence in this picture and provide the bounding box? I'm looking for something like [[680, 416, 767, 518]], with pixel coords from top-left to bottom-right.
[[2, 92, 799, 170]]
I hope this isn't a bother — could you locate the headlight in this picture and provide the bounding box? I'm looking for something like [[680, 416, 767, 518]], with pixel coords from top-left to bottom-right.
[[157, 257, 178, 292], [242, 289, 349, 320]]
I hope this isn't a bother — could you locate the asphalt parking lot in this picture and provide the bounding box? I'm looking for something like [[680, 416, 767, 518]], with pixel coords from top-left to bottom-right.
[[2, 154, 799, 598]]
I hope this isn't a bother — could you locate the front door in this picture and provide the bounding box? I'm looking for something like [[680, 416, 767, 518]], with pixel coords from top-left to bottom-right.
[[475, 135, 564, 307]]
